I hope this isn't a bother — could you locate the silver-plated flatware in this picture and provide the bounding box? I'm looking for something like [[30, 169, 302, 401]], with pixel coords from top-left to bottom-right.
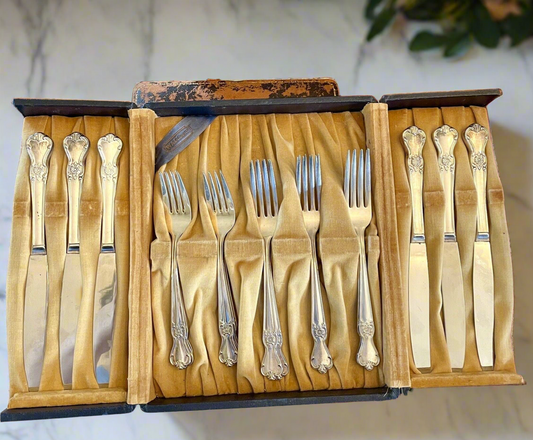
[[433, 125, 466, 369], [344, 149, 379, 371], [402, 126, 431, 370], [203, 170, 238, 367], [59, 132, 89, 385], [464, 123, 494, 368], [160, 170, 194, 369], [297, 154, 333, 374], [93, 133, 122, 384], [24, 132, 53, 389], [250, 159, 288, 380]]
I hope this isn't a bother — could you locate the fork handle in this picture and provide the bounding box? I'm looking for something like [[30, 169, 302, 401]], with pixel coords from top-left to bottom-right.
[[261, 236, 289, 380], [356, 234, 380, 370], [217, 236, 238, 367], [309, 233, 333, 374], [170, 238, 194, 369]]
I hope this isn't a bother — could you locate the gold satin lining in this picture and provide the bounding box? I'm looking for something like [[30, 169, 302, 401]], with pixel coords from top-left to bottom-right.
[[6, 115, 130, 408]]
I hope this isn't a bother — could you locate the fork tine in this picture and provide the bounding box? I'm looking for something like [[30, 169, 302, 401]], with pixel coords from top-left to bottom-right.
[[214, 171, 227, 213], [170, 171, 183, 214], [219, 170, 234, 212], [309, 155, 315, 211], [316, 154, 322, 210], [250, 161, 257, 214], [255, 160, 265, 217], [365, 149, 371, 208], [262, 160, 272, 217], [302, 155, 308, 211], [268, 160, 278, 216], [344, 151, 350, 202], [350, 150, 357, 208], [203, 173, 214, 212], [208, 172, 221, 213], [159, 172, 170, 212], [357, 149, 364, 208], [176, 172, 191, 215], [165, 172, 177, 214]]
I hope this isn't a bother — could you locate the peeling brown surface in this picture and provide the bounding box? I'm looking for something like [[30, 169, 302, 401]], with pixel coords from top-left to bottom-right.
[[132, 78, 339, 106]]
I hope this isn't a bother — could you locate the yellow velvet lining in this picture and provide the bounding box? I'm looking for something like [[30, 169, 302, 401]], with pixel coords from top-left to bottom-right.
[[150, 110, 389, 398], [388, 106, 523, 386], [6, 115, 130, 408]]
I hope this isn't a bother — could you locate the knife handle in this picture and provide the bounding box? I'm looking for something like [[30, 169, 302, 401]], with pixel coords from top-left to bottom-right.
[[26, 133, 53, 253], [97, 134, 123, 251], [433, 125, 458, 239], [64, 133, 89, 251], [402, 126, 426, 241], [464, 124, 490, 240]]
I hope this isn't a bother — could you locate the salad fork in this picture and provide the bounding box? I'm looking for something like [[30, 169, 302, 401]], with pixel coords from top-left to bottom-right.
[[203, 170, 238, 367], [250, 159, 289, 380], [160, 170, 194, 369], [344, 149, 379, 370], [297, 154, 333, 374]]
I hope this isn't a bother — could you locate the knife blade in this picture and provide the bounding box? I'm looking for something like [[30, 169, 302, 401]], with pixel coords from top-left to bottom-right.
[[465, 123, 494, 368], [402, 126, 431, 370], [24, 132, 53, 389], [59, 132, 89, 385], [93, 133, 123, 384], [433, 124, 466, 369]]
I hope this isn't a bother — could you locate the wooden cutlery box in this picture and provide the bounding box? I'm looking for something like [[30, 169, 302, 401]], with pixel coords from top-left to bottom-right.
[[2, 79, 524, 422]]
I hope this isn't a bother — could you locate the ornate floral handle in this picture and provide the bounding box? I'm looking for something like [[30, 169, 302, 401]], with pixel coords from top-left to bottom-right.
[[309, 233, 333, 374], [170, 237, 194, 369], [97, 134, 122, 251], [356, 234, 380, 370], [261, 236, 289, 380], [402, 126, 427, 242], [433, 125, 458, 239], [63, 132, 89, 252], [26, 133, 53, 253], [464, 123, 490, 240], [217, 236, 238, 366]]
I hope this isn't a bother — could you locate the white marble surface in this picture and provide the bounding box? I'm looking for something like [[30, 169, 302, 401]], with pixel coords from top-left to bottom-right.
[[0, 0, 532, 438]]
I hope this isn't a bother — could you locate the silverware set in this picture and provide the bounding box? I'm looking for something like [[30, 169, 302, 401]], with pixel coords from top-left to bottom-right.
[[163, 152, 380, 379], [402, 123, 494, 370], [24, 131, 123, 389]]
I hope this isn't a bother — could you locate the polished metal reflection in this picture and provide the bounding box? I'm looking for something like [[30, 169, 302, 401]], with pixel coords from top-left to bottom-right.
[[433, 124, 466, 369], [60, 132, 89, 385], [24, 132, 53, 389], [204, 170, 238, 366], [93, 133, 122, 384], [250, 159, 288, 380], [402, 126, 431, 370], [464, 123, 494, 368], [161, 170, 194, 369], [297, 154, 333, 374], [344, 149, 379, 371]]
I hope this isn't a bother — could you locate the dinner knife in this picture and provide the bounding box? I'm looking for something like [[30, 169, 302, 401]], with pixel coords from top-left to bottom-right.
[[93, 133, 123, 384], [464, 123, 494, 368], [402, 126, 431, 370], [433, 124, 466, 369], [59, 132, 89, 385], [24, 132, 53, 389]]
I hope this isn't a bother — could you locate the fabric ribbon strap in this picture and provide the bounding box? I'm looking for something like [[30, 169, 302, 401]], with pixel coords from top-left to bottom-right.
[[155, 115, 215, 170]]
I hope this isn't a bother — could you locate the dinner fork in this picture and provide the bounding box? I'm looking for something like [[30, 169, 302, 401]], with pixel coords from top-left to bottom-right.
[[344, 149, 380, 370], [250, 159, 289, 381], [203, 170, 238, 367], [160, 171, 194, 369], [296, 154, 333, 374]]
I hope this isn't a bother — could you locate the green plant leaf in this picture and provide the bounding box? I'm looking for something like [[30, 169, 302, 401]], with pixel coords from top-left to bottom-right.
[[471, 3, 501, 48], [365, 0, 385, 20], [444, 31, 471, 58], [402, 0, 442, 21], [366, 7, 397, 41], [409, 31, 447, 51], [501, 7, 533, 46]]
